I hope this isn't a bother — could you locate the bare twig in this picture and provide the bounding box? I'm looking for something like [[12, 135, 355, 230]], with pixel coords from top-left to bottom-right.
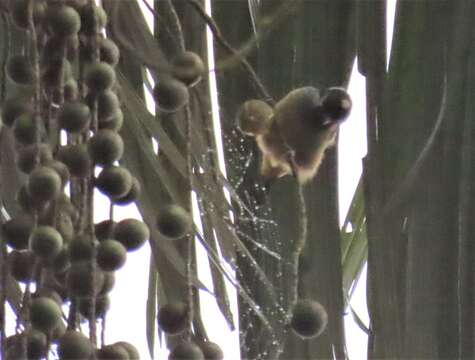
[[184, 0, 275, 104]]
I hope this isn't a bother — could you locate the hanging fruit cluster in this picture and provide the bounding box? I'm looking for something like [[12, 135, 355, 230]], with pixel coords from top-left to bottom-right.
[[1, 1, 144, 358]]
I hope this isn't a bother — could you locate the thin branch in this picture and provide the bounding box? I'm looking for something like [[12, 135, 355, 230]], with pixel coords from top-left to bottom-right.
[[184, 0, 274, 105]]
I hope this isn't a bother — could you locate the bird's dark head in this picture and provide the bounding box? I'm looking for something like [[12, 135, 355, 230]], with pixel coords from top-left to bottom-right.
[[320, 87, 352, 123]]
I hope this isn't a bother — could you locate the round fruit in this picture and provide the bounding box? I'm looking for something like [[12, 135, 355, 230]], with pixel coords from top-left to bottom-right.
[[10, 0, 46, 29], [95, 166, 133, 199], [99, 108, 123, 131], [26, 329, 48, 359], [113, 176, 140, 206], [100, 38, 120, 66], [57, 144, 91, 178], [66, 261, 104, 298], [58, 330, 93, 360], [290, 299, 328, 339], [96, 343, 129, 360], [47, 246, 70, 274], [85, 62, 115, 92], [44, 159, 70, 187], [1, 96, 32, 127], [156, 204, 192, 239], [97, 239, 127, 271], [46, 5, 81, 38], [33, 287, 64, 306], [237, 100, 273, 136], [30, 297, 62, 333], [7, 55, 34, 85], [27, 166, 62, 203], [8, 250, 35, 283], [114, 342, 140, 360], [95, 90, 120, 122], [64, 79, 79, 101], [157, 301, 188, 334], [321, 87, 352, 122], [88, 130, 124, 166], [17, 184, 37, 213], [99, 271, 115, 295], [80, 5, 107, 35], [58, 102, 91, 133], [169, 342, 204, 360], [2, 216, 34, 250], [199, 341, 224, 360], [16, 143, 53, 174], [113, 218, 149, 251], [95, 220, 116, 241], [171, 51, 205, 87], [68, 234, 95, 262], [78, 295, 110, 319], [13, 113, 36, 145], [153, 77, 189, 113], [30, 226, 63, 260]]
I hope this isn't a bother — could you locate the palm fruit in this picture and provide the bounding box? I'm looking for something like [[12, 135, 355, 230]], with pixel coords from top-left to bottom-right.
[[27, 166, 62, 204], [30, 226, 63, 260], [97, 239, 127, 271], [96, 343, 129, 360], [156, 204, 192, 239], [113, 218, 149, 251], [47, 246, 70, 274], [100, 38, 120, 66], [82, 37, 120, 67], [7, 250, 35, 283], [2, 216, 34, 250], [68, 234, 95, 262], [237, 100, 273, 136], [44, 159, 70, 187], [33, 287, 64, 306], [290, 299, 328, 339], [153, 77, 189, 113], [95, 166, 133, 199], [58, 102, 90, 133], [99, 108, 123, 131], [17, 184, 38, 213], [30, 297, 62, 333], [64, 78, 79, 101], [199, 341, 224, 360], [87, 130, 124, 166], [94, 89, 120, 122], [99, 271, 115, 295], [85, 62, 115, 93], [10, 0, 46, 29], [58, 330, 94, 360], [13, 113, 36, 145], [79, 4, 107, 35], [113, 342, 140, 360], [57, 144, 91, 178], [78, 295, 110, 319], [95, 220, 116, 241], [7, 54, 35, 85], [45, 5, 81, 38], [16, 143, 53, 173], [1, 96, 32, 127], [113, 176, 140, 205], [171, 51, 205, 87], [157, 301, 188, 334], [169, 342, 204, 360], [66, 261, 104, 297], [5, 330, 48, 360], [26, 329, 48, 359]]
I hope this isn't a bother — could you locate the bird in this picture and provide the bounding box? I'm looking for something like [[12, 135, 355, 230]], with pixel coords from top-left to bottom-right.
[[238, 86, 352, 184]]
